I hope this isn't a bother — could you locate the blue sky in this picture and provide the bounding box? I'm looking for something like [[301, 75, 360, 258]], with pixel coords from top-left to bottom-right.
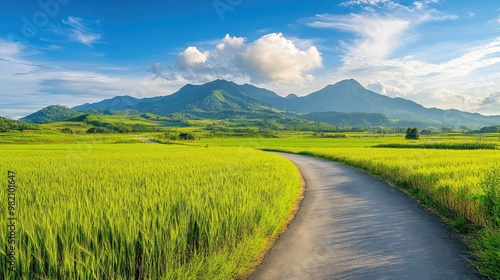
[[1, 0, 500, 118]]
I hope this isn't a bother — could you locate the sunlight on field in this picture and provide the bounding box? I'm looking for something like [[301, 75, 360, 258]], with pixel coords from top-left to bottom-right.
[[0, 144, 301, 279]]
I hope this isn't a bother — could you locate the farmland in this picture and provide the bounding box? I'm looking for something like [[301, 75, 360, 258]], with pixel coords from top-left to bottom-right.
[[193, 133, 500, 277], [0, 144, 301, 279], [1, 130, 500, 278]]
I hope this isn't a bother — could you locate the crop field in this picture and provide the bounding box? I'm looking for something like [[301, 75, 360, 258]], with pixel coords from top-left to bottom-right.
[[2, 131, 500, 278], [0, 144, 301, 279]]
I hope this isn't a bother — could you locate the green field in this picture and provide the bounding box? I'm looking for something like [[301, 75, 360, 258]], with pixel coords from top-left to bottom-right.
[[1, 130, 500, 278], [0, 144, 301, 279], [197, 133, 500, 277]]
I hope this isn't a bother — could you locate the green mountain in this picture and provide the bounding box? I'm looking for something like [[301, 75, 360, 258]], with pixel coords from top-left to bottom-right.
[[274, 79, 500, 128], [134, 79, 283, 118], [22, 79, 500, 128], [21, 105, 82, 124]]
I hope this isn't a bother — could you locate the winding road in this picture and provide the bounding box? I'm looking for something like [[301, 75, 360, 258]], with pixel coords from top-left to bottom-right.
[[249, 153, 483, 280]]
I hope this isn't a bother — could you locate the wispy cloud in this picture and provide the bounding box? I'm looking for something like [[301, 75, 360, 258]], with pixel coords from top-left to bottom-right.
[[48, 16, 102, 47], [307, 14, 411, 59], [305, 1, 457, 60], [336, 37, 500, 113], [0, 39, 24, 59], [302, 1, 500, 113], [0, 39, 183, 118], [489, 17, 500, 24]]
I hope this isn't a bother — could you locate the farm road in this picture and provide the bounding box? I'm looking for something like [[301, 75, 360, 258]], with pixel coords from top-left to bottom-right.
[[249, 153, 483, 280], [136, 137, 159, 144]]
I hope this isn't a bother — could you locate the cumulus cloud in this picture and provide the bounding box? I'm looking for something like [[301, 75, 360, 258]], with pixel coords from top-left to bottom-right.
[[167, 33, 323, 85], [240, 33, 322, 83], [175, 46, 209, 70], [366, 81, 406, 96]]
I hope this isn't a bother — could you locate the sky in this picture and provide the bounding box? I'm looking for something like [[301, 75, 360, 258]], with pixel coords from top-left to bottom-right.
[[1, 0, 500, 118]]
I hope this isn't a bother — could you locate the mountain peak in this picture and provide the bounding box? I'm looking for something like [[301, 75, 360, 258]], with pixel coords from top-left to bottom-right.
[[208, 79, 236, 86], [332, 79, 364, 89]]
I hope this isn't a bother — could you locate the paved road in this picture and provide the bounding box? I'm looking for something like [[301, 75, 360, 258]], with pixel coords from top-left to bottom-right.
[[249, 153, 483, 280]]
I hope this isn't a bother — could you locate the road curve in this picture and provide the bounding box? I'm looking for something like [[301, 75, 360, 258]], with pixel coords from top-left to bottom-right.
[[249, 153, 483, 280]]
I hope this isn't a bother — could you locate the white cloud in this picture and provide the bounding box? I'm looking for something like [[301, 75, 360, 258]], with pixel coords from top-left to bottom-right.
[[216, 34, 245, 50], [0, 40, 184, 118], [308, 14, 410, 59], [341, 0, 390, 7], [333, 37, 500, 113], [170, 33, 323, 85], [175, 46, 209, 70], [489, 17, 500, 24], [367, 81, 406, 96], [302, 1, 500, 113], [413, 0, 439, 10], [306, 1, 457, 61], [0, 40, 24, 59], [240, 33, 322, 83], [47, 16, 102, 47]]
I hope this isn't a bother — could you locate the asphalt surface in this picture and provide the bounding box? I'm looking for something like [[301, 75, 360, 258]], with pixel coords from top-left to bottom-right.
[[249, 153, 484, 280]]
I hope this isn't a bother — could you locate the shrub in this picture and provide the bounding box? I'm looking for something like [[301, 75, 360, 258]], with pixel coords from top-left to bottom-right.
[[61, 127, 74, 134], [86, 127, 112, 134], [405, 127, 420, 140]]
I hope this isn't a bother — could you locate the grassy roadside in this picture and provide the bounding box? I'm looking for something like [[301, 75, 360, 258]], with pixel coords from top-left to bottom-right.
[[263, 148, 500, 279], [236, 164, 306, 279]]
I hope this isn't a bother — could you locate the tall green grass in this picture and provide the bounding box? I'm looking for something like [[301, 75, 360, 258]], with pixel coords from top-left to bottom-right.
[[0, 144, 301, 279], [374, 142, 498, 150]]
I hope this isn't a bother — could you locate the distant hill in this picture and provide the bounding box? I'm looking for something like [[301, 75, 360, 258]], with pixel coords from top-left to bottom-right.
[[0, 116, 18, 132], [21, 105, 82, 124], [273, 79, 500, 128], [300, 112, 390, 127], [20, 79, 500, 128], [74, 95, 163, 111]]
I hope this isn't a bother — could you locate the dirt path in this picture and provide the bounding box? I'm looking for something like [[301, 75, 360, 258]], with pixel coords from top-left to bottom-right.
[[249, 153, 483, 280], [136, 137, 159, 144]]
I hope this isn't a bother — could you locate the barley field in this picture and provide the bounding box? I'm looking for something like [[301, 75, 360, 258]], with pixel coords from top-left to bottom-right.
[[0, 144, 301, 279]]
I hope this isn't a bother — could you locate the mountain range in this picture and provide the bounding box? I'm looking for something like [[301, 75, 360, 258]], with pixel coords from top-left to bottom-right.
[[23, 79, 500, 128]]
